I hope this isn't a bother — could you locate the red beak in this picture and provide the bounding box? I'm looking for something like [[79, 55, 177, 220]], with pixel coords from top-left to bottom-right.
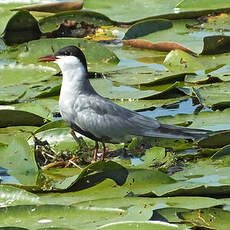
[[38, 55, 58, 62]]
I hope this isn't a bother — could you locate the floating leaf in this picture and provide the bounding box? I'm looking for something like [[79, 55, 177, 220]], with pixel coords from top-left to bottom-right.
[[11, 2, 83, 13], [194, 82, 230, 109], [0, 136, 38, 186], [163, 50, 204, 72], [92, 79, 186, 100], [39, 10, 114, 33], [123, 18, 230, 54], [13, 38, 119, 67], [158, 108, 230, 131], [0, 185, 40, 207], [0, 64, 56, 87], [97, 221, 186, 230], [109, 66, 186, 86], [178, 207, 230, 230], [84, 0, 230, 23], [2, 11, 41, 45], [113, 96, 189, 111], [198, 130, 230, 148], [0, 85, 26, 104], [0, 109, 47, 128]]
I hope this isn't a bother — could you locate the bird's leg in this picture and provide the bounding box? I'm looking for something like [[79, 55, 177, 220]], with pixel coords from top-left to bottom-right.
[[70, 129, 80, 144], [93, 141, 99, 161], [101, 142, 106, 161], [70, 129, 88, 153]]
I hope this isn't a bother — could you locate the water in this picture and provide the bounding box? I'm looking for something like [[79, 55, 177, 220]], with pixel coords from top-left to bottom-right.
[[140, 98, 211, 118]]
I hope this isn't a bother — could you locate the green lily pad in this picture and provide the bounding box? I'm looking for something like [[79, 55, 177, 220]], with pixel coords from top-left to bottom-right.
[[123, 18, 230, 54], [0, 64, 56, 87], [210, 144, 230, 166], [98, 221, 186, 230], [2, 11, 41, 45], [194, 82, 230, 109], [109, 66, 186, 86], [0, 3, 24, 34], [0, 85, 26, 104], [12, 38, 119, 66], [11, 1, 83, 13], [139, 147, 174, 169], [158, 108, 230, 131], [0, 135, 38, 186], [84, 0, 230, 23], [0, 126, 37, 139], [113, 96, 189, 111], [0, 109, 47, 128], [0, 185, 40, 206], [92, 79, 186, 100], [150, 160, 230, 196], [13, 97, 59, 122], [34, 120, 67, 134], [194, 13, 230, 32], [39, 10, 115, 33], [38, 161, 128, 192], [198, 130, 230, 148], [123, 19, 173, 40], [32, 126, 85, 154], [178, 207, 230, 230], [184, 73, 230, 84], [163, 50, 204, 72], [177, 0, 230, 10]]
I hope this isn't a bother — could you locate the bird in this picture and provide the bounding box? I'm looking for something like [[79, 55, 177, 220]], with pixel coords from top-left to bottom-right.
[[39, 45, 210, 161]]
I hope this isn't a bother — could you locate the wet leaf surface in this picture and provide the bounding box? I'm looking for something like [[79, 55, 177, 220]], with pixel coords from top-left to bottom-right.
[[1, 2, 230, 229]]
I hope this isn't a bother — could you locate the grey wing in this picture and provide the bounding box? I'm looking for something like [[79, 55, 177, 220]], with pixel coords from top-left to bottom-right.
[[73, 94, 160, 142]]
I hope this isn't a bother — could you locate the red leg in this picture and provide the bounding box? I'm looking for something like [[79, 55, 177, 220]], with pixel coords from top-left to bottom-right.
[[102, 142, 106, 161], [93, 141, 99, 161]]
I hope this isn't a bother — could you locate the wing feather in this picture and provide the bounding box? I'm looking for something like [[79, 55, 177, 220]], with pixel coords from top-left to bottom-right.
[[73, 94, 160, 141]]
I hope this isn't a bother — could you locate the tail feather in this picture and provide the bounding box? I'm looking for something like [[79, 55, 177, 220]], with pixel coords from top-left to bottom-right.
[[150, 123, 211, 139]]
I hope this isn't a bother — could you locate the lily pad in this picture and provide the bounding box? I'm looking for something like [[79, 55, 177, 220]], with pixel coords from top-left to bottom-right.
[[0, 185, 40, 207], [194, 82, 230, 109], [0, 135, 38, 186], [2, 11, 41, 45], [157, 108, 230, 131], [92, 79, 186, 100], [177, 0, 230, 10], [98, 221, 186, 230], [113, 96, 189, 111], [37, 161, 128, 192], [0, 3, 24, 34], [0, 85, 26, 104], [39, 10, 115, 33], [198, 130, 230, 148], [0, 63, 56, 87], [108, 66, 186, 86], [84, 0, 230, 23], [12, 97, 59, 122], [123, 18, 230, 54], [13, 38, 119, 66], [11, 1, 83, 13], [0, 109, 47, 128], [163, 50, 204, 72], [178, 207, 230, 230]]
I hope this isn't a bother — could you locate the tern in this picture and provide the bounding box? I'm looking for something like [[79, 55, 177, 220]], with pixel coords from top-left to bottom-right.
[[39, 46, 209, 161]]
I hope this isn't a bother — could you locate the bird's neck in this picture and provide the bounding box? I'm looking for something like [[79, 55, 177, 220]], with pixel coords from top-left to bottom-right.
[[59, 65, 95, 104]]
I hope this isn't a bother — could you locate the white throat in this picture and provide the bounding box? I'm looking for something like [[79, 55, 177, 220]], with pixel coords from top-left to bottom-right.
[[56, 55, 94, 122], [55, 55, 86, 83]]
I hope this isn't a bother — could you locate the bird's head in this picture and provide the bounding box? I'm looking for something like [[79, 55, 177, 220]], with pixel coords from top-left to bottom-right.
[[39, 46, 88, 73]]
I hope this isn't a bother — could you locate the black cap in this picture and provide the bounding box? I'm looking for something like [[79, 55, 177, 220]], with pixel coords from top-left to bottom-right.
[[55, 46, 88, 71]]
